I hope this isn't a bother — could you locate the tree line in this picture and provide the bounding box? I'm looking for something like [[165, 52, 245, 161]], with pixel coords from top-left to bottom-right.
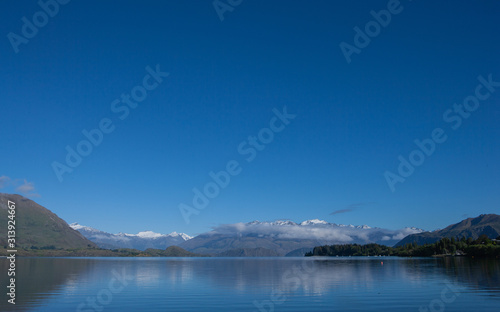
[[305, 235, 500, 258]]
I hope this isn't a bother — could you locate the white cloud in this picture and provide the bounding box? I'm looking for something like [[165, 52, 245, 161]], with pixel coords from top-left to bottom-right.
[[14, 179, 40, 197], [390, 233, 407, 241], [16, 179, 34, 193], [0, 176, 39, 197], [209, 221, 425, 245]]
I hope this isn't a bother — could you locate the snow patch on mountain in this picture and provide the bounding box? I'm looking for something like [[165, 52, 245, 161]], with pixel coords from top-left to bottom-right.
[[300, 219, 328, 226], [70, 223, 104, 233]]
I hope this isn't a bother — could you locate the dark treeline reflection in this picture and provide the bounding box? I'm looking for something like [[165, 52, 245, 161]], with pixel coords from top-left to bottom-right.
[[438, 257, 500, 294]]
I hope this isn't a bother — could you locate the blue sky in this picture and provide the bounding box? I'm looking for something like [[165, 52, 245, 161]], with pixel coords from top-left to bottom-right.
[[1, 0, 499, 236]]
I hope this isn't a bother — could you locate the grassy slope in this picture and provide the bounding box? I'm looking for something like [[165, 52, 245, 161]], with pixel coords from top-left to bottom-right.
[[0, 193, 96, 249]]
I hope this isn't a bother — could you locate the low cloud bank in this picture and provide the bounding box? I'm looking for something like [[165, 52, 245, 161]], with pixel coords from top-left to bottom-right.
[[210, 221, 424, 244]]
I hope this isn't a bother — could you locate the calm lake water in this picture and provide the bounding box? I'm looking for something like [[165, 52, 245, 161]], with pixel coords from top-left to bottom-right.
[[1, 257, 499, 311]]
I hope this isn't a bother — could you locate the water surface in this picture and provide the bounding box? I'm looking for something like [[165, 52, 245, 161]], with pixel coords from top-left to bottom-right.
[[1, 257, 499, 311]]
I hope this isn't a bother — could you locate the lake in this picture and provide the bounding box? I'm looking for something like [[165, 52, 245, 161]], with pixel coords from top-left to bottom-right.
[[1, 257, 499, 311]]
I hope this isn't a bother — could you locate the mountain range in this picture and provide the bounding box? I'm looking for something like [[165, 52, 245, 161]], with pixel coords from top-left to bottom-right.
[[2, 193, 499, 257], [70, 218, 425, 255], [69, 223, 192, 251], [175, 219, 424, 256]]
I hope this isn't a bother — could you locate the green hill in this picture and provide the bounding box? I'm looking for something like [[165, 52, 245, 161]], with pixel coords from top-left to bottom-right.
[[0, 193, 96, 250]]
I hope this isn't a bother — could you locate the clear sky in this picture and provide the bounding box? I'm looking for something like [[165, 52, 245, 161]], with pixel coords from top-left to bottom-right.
[[1, 0, 499, 236]]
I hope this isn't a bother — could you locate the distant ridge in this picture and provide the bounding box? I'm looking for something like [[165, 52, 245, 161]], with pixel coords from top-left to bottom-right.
[[395, 214, 500, 247], [70, 223, 192, 251]]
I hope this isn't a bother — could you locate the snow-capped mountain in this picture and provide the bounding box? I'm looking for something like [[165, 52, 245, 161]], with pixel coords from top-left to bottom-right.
[[247, 219, 376, 230], [70, 223, 102, 233], [120, 230, 192, 241], [70, 223, 192, 251], [299, 219, 328, 226], [71, 219, 425, 256], [179, 219, 425, 256]]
